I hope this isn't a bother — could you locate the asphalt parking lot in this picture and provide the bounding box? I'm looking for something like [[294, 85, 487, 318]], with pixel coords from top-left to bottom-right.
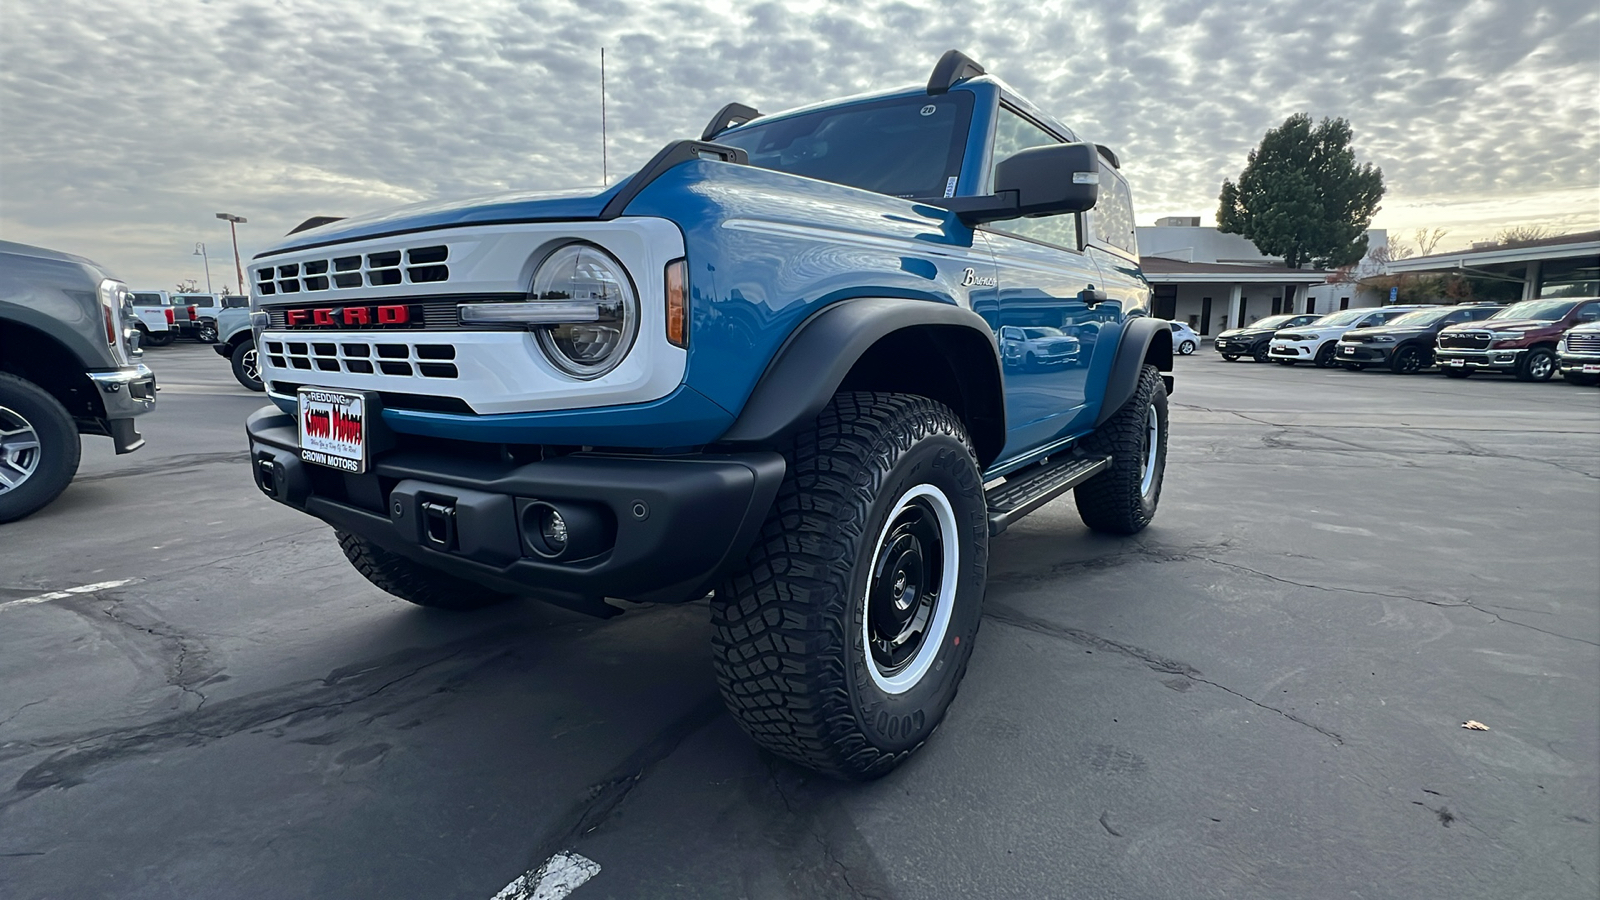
[[2, 341, 1597, 900]]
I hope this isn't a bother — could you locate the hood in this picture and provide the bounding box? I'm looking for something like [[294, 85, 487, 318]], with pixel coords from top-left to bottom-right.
[[261, 183, 628, 256], [1446, 318, 1553, 332]]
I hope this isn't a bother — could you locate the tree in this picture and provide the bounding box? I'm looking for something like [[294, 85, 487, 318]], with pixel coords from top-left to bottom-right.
[[1217, 113, 1385, 269], [1492, 224, 1563, 247], [174, 278, 199, 293]]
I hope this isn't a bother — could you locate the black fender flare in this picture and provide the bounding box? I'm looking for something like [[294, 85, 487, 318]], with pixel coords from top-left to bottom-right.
[[718, 297, 1006, 464], [1096, 316, 1173, 427]]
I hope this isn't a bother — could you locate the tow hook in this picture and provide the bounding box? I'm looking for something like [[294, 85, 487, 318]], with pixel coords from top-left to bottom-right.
[[420, 500, 458, 550]]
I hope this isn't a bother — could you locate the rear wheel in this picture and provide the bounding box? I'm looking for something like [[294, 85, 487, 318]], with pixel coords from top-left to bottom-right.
[[231, 340, 264, 391], [337, 531, 516, 610], [1516, 347, 1557, 382], [711, 393, 987, 779], [1074, 364, 1167, 535], [0, 373, 81, 523]]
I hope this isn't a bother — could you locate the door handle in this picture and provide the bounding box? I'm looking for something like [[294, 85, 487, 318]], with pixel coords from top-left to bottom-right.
[[1080, 285, 1108, 307]]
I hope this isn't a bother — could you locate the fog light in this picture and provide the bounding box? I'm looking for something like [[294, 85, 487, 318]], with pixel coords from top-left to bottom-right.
[[541, 509, 568, 551]]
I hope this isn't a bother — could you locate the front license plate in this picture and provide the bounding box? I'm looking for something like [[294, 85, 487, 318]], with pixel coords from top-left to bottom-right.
[[298, 387, 367, 473], [1448, 358, 1465, 367], [1584, 364, 1600, 373], [1340, 346, 1355, 355]]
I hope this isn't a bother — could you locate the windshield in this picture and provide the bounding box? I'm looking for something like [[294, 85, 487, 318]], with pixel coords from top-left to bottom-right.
[[1489, 299, 1581, 321], [1311, 309, 1370, 327], [716, 93, 974, 199], [1385, 308, 1455, 327], [130, 293, 163, 306], [223, 296, 250, 308], [1022, 327, 1068, 339]]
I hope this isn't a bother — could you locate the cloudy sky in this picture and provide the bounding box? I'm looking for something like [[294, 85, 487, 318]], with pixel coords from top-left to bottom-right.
[[2, 0, 1596, 290]]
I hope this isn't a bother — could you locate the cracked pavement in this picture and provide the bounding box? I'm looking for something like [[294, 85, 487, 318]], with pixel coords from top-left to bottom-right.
[[0, 343, 1596, 899]]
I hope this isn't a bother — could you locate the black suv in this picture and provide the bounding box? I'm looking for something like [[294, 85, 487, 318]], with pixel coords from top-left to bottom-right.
[[1213, 313, 1319, 363], [1336, 303, 1503, 374]]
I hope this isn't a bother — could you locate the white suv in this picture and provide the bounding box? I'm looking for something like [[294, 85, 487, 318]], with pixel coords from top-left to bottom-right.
[[1269, 306, 1435, 368]]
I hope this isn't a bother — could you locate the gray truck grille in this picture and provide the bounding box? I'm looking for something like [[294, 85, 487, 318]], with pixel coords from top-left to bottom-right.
[[264, 339, 459, 379], [256, 245, 449, 295], [1567, 332, 1600, 352]]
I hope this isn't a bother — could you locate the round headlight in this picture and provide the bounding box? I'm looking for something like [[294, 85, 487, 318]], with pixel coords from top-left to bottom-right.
[[531, 243, 638, 379]]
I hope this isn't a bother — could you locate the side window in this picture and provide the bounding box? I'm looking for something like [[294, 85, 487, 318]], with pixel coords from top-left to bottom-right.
[[1091, 172, 1138, 256], [1579, 302, 1600, 322], [989, 107, 1079, 250]]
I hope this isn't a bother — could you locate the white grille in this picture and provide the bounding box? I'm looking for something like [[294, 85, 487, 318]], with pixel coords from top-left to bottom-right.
[[256, 244, 449, 296], [264, 338, 459, 379]]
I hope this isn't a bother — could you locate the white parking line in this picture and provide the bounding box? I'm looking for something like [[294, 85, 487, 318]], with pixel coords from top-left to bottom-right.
[[491, 852, 600, 900], [0, 579, 140, 612]]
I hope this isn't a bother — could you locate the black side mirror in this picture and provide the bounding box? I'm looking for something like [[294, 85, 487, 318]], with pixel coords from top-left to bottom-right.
[[995, 142, 1100, 217], [925, 142, 1101, 226]]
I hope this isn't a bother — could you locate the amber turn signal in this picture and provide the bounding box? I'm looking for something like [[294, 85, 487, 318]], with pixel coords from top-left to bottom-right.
[[665, 258, 688, 348]]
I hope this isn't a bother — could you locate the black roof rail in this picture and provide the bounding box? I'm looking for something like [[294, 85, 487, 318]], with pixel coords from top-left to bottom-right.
[[701, 103, 762, 141], [927, 49, 985, 95], [288, 216, 345, 235], [1096, 144, 1121, 169], [599, 140, 748, 220]]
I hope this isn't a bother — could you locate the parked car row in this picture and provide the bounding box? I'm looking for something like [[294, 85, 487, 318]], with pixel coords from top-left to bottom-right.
[[127, 290, 247, 347], [1213, 297, 1600, 385]]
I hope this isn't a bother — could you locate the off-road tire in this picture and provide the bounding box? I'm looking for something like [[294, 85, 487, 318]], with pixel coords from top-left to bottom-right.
[[711, 392, 988, 780], [1073, 364, 1167, 535], [1313, 342, 1337, 367], [1515, 347, 1557, 382], [1441, 367, 1471, 379], [231, 340, 265, 392], [337, 531, 516, 610], [1563, 371, 1600, 387], [0, 373, 81, 523]]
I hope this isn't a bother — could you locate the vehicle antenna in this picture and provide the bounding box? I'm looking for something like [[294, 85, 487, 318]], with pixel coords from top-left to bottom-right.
[[601, 46, 608, 186]]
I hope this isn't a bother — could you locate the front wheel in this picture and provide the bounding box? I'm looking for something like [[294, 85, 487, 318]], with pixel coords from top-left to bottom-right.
[[1391, 344, 1428, 374], [1074, 364, 1167, 535], [712, 393, 987, 780], [1313, 342, 1337, 367], [231, 340, 265, 391], [1516, 348, 1557, 382], [337, 531, 516, 610], [1253, 345, 1272, 364], [1178, 340, 1196, 355], [0, 373, 82, 523]]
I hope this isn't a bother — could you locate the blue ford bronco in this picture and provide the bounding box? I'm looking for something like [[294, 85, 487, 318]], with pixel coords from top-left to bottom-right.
[[244, 51, 1171, 778]]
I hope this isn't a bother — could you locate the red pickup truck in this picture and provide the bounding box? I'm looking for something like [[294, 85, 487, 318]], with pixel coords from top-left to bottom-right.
[[1434, 297, 1600, 381]]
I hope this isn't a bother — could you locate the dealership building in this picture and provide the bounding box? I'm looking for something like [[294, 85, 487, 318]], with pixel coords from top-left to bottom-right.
[[1382, 230, 1600, 300]]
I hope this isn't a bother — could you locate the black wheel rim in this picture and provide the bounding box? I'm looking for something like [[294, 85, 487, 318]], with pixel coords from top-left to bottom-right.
[[868, 498, 944, 677], [1397, 347, 1420, 373], [242, 348, 260, 382]]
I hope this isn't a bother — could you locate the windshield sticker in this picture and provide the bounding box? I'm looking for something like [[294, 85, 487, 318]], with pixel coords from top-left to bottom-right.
[[921, 104, 937, 116], [943, 176, 958, 198]]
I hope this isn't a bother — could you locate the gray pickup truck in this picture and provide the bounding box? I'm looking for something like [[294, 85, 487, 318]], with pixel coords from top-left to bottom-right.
[[0, 241, 156, 522]]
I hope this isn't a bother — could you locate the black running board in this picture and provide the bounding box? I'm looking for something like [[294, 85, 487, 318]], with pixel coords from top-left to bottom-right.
[[985, 454, 1112, 536]]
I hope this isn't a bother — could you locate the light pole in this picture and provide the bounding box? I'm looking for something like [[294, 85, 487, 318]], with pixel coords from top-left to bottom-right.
[[216, 212, 247, 294], [193, 242, 213, 293]]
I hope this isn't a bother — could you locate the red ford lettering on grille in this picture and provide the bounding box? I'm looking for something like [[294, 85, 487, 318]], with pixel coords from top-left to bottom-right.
[[282, 305, 413, 328]]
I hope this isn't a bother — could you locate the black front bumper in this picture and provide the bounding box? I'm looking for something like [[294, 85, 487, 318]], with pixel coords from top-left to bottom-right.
[[1335, 344, 1392, 364], [1213, 339, 1261, 356], [246, 407, 784, 608]]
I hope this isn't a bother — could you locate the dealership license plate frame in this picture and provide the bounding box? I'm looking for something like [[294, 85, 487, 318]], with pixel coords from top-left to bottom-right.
[[297, 387, 369, 474], [1584, 364, 1600, 374]]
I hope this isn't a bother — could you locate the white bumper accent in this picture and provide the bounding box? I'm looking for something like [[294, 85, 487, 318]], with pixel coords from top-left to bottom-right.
[[252, 219, 687, 414]]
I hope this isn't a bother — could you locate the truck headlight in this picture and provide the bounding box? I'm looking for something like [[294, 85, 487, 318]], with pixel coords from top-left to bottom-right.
[[97, 278, 133, 365], [529, 243, 638, 379], [1558, 337, 1567, 352]]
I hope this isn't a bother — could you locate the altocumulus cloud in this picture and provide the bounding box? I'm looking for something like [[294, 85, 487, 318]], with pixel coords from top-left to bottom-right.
[[1, 0, 1596, 287]]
